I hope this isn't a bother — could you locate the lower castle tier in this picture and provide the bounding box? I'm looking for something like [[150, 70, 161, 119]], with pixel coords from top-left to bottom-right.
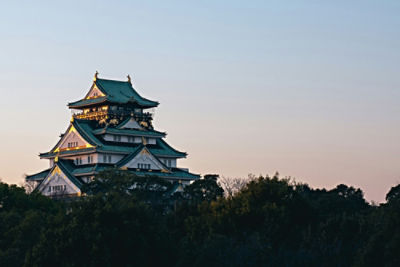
[[26, 73, 199, 197]]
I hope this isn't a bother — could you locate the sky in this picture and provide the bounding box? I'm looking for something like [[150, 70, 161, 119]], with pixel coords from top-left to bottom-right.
[[0, 0, 399, 202]]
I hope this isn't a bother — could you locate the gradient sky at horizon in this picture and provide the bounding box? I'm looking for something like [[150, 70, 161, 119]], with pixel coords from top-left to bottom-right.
[[0, 1, 399, 202]]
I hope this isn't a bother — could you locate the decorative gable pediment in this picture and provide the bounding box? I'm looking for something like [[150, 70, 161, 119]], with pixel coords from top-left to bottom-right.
[[53, 125, 94, 152], [37, 166, 81, 197], [123, 148, 166, 171], [86, 84, 105, 99], [119, 117, 142, 130]]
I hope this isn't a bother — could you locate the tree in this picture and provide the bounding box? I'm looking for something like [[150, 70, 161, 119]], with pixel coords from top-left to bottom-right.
[[184, 174, 224, 203], [218, 176, 247, 197], [386, 184, 400, 204]]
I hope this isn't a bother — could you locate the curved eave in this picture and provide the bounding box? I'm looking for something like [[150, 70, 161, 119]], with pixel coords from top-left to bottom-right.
[[152, 139, 188, 158], [68, 97, 108, 109], [92, 128, 166, 138], [126, 98, 159, 108], [26, 168, 51, 181], [40, 147, 97, 159], [134, 170, 200, 180], [152, 152, 187, 158]]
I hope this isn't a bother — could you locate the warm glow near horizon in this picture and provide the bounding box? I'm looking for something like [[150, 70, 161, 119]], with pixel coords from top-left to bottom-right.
[[0, 1, 399, 202]]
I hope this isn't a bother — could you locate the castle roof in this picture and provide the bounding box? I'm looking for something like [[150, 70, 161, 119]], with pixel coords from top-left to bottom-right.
[[40, 119, 187, 159], [27, 159, 200, 184], [68, 78, 159, 109]]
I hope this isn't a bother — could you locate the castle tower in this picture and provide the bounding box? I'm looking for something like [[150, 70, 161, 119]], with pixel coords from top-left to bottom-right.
[[26, 73, 199, 197]]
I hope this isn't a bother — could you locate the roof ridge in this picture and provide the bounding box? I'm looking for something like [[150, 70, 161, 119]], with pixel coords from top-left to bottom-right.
[[96, 77, 129, 83]]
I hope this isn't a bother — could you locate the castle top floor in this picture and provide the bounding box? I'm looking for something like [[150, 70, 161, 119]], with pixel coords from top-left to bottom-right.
[[68, 72, 159, 127]]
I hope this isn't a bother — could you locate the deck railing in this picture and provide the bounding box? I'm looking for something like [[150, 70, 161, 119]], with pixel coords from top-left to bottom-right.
[[73, 110, 153, 121]]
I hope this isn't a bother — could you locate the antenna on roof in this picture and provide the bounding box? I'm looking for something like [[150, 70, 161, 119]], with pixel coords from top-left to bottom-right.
[[127, 74, 132, 84], [93, 71, 99, 81]]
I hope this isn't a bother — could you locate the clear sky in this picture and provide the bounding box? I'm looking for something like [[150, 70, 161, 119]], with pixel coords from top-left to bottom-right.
[[0, 1, 399, 202]]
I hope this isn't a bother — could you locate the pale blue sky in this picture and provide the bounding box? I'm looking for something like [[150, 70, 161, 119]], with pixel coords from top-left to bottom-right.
[[0, 1, 399, 202]]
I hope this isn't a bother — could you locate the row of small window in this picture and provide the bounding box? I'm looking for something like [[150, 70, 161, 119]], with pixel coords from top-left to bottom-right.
[[138, 163, 151, 169], [75, 156, 93, 165], [162, 159, 172, 167], [113, 135, 138, 143], [103, 155, 112, 163], [67, 142, 78, 148], [48, 185, 66, 192]]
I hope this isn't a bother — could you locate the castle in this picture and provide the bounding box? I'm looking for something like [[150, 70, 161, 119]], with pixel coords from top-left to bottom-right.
[[26, 72, 199, 197]]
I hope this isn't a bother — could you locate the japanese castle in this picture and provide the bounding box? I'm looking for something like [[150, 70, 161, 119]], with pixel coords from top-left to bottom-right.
[[26, 72, 199, 197]]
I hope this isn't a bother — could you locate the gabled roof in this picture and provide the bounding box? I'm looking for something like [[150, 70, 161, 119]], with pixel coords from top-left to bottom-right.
[[117, 117, 142, 130], [114, 145, 145, 167], [35, 160, 83, 193], [41, 119, 186, 159], [56, 160, 84, 189], [116, 145, 170, 171], [47, 119, 99, 154], [68, 78, 159, 109]]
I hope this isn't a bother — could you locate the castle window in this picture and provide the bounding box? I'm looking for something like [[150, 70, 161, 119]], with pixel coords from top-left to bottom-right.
[[88, 156, 93, 164], [75, 157, 82, 165], [138, 163, 150, 169], [108, 155, 111, 163], [68, 142, 78, 148]]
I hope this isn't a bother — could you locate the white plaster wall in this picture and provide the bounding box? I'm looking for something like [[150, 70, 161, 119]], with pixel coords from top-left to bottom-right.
[[121, 118, 141, 129], [104, 134, 143, 144], [87, 85, 104, 98], [63, 153, 100, 165], [103, 134, 114, 142], [98, 153, 124, 164], [59, 131, 87, 149], [124, 150, 164, 170], [159, 158, 177, 168]]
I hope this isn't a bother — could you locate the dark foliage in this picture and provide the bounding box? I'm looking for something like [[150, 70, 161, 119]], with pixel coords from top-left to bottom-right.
[[0, 171, 399, 266]]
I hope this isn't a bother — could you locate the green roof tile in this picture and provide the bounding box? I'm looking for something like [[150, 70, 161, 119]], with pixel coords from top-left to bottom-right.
[[93, 127, 166, 138], [26, 168, 51, 181], [68, 78, 158, 108]]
